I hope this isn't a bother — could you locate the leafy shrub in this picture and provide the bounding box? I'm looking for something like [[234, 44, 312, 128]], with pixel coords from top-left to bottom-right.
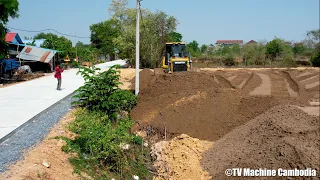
[[310, 43, 320, 67], [222, 55, 235, 66], [60, 64, 151, 179], [63, 109, 151, 178], [281, 56, 297, 67], [72, 65, 137, 121], [132, 135, 143, 145], [70, 60, 79, 68], [265, 38, 285, 60]]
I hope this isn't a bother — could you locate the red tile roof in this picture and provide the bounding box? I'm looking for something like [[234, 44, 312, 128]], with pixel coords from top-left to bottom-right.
[[216, 40, 243, 44], [5, 32, 17, 43]]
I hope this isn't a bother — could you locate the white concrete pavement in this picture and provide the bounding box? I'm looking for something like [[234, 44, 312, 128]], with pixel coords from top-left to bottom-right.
[[0, 60, 127, 140]]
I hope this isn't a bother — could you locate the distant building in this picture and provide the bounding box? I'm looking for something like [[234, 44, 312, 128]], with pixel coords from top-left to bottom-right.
[[246, 40, 257, 44], [208, 44, 215, 48], [5, 32, 24, 58], [216, 40, 243, 46]]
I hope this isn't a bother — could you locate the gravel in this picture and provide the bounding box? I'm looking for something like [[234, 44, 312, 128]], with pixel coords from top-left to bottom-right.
[[0, 92, 76, 173]]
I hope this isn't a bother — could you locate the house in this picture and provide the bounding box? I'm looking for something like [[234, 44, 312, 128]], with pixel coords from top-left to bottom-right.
[[17, 45, 61, 72], [5, 32, 24, 58], [216, 40, 243, 46], [208, 44, 215, 48], [246, 40, 257, 44]]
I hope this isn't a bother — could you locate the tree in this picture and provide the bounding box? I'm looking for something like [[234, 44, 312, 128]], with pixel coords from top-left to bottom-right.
[[242, 42, 266, 65], [200, 44, 208, 53], [168, 31, 182, 42], [109, 0, 178, 68], [292, 43, 305, 55], [265, 38, 285, 60], [34, 32, 74, 59], [90, 19, 120, 58], [232, 44, 241, 55], [186, 40, 200, 57], [0, 0, 19, 58], [26, 40, 36, 46], [307, 29, 320, 41], [310, 43, 320, 67]]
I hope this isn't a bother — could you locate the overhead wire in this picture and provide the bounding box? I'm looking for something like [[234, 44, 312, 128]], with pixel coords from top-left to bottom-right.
[[6, 26, 90, 39]]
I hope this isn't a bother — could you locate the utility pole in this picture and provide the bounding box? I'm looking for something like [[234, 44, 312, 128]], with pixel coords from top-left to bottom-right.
[[135, 0, 140, 95]]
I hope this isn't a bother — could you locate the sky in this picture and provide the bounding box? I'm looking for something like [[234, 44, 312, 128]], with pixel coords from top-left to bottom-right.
[[7, 0, 320, 46]]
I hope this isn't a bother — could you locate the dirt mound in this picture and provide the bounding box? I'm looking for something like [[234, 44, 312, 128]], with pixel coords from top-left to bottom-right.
[[131, 71, 299, 141], [151, 134, 213, 180], [201, 105, 320, 179], [130, 68, 155, 91]]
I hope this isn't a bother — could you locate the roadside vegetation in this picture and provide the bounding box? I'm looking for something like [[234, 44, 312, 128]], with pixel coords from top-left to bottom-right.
[[1, 0, 318, 68], [57, 65, 152, 179], [190, 29, 320, 67], [0, 0, 19, 59]]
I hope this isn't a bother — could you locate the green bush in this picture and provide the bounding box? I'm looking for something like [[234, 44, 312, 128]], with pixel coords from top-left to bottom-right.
[[63, 109, 151, 179], [281, 56, 297, 67], [60, 64, 151, 179], [222, 55, 235, 66], [72, 65, 137, 121], [70, 60, 79, 68], [310, 43, 320, 67]]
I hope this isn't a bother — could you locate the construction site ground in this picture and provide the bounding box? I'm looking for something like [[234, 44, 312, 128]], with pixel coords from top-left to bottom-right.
[[1, 67, 319, 179]]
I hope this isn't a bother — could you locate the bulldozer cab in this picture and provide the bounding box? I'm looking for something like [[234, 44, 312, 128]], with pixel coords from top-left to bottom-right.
[[162, 42, 191, 72]]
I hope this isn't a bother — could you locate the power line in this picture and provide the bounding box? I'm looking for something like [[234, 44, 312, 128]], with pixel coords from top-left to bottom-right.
[[6, 26, 90, 39]]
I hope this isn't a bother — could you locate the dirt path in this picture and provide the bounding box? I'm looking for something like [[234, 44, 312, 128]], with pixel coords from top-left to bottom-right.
[[269, 71, 290, 97], [249, 73, 271, 96], [229, 71, 251, 89], [0, 110, 79, 180]]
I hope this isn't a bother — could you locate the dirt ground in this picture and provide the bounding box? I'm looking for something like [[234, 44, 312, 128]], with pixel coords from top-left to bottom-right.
[[151, 134, 213, 180], [201, 105, 320, 179], [0, 110, 79, 180], [130, 68, 320, 179], [1, 68, 319, 179]]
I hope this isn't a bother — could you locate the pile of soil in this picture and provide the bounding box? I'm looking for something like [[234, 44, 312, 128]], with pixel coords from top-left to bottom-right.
[[130, 70, 299, 141], [201, 105, 320, 179], [151, 134, 213, 180], [130, 69, 155, 91]]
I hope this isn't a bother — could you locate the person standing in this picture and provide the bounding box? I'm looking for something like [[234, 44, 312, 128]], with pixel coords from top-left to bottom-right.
[[54, 63, 64, 90]]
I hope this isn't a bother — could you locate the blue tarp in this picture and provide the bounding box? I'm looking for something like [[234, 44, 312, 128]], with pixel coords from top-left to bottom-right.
[[0, 59, 20, 73]]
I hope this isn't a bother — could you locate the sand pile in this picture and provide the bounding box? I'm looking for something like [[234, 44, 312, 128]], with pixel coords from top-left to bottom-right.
[[151, 134, 213, 180], [201, 105, 320, 179]]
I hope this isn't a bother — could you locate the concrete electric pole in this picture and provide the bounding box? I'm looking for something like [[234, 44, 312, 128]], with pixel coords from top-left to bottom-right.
[[135, 0, 140, 95]]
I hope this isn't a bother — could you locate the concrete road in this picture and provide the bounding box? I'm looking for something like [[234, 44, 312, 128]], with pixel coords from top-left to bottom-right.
[[0, 60, 127, 140]]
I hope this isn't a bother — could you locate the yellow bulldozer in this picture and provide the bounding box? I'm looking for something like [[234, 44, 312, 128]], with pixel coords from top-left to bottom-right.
[[162, 42, 192, 73]]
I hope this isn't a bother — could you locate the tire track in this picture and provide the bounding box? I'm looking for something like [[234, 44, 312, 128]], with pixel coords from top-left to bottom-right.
[[214, 74, 235, 89], [280, 71, 300, 94]]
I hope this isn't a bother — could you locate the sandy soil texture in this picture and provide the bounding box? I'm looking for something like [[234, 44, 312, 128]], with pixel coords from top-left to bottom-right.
[[0, 110, 80, 180]]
